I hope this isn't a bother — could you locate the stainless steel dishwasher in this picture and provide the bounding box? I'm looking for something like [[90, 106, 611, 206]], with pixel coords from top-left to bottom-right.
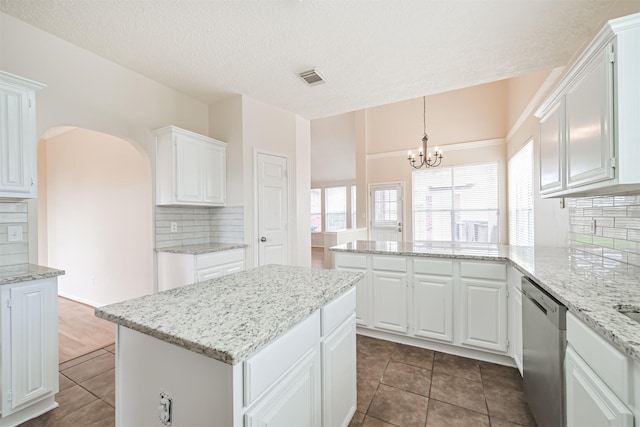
[[522, 277, 567, 427]]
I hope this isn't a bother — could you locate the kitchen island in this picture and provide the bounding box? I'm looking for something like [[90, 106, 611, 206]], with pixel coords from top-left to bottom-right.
[[96, 264, 362, 427]]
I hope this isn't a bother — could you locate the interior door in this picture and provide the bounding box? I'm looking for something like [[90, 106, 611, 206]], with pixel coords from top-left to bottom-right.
[[369, 184, 403, 242], [256, 152, 289, 266]]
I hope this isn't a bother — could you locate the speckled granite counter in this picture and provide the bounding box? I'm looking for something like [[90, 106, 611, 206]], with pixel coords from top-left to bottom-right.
[[156, 242, 248, 255], [96, 265, 363, 365], [0, 263, 65, 285], [331, 240, 640, 362]]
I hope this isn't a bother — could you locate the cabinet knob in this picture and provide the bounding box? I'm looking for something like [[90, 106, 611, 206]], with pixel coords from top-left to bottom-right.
[[260, 237, 267, 242]]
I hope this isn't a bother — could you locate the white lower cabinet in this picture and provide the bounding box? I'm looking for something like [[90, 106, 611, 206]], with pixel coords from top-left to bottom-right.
[[565, 312, 635, 427], [0, 278, 59, 427], [508, 266, 524, 374], [512, 287, 523, 374], [321, 314, 356, 427], [460, 278, 508, 353], [335, 253, 510, 359], [245, 346, 321, 427], [566, 347, 633, 427], [413, 274, 453, 343], [372, 271, 408, 334], [334, 253, 370, 327], [157, 248, 245, 291]]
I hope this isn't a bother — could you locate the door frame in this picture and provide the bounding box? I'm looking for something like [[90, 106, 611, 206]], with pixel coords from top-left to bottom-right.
[[253, 149, 291, 267], [367, 181, 406, 242]]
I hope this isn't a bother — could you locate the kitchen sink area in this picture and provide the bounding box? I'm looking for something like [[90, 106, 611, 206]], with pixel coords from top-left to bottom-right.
[[615, 305, 640, 324]]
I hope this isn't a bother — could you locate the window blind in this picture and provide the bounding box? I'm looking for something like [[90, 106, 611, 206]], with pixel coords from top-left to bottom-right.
[[325, 186, 347, 231], [508, 140, 534, 246], [413, 162, 499, 243]]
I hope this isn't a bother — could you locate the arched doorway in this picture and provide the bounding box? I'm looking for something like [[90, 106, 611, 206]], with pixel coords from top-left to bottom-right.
[[37, 127, 153, 307]]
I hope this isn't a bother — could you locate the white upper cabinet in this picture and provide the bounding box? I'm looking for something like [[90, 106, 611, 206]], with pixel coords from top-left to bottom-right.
[[0, 72, 45, 199], [565, 44, 614, 188], [536, 13, 640, 197], [154, 126, 226, 206], [539, 99, 564, 194]]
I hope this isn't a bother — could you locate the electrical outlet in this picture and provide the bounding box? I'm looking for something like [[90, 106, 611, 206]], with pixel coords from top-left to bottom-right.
[[170, 222, 178, 233], [159, 392, 172, 425], [590, 219, 597, 234], [7, 226, 23, 242]]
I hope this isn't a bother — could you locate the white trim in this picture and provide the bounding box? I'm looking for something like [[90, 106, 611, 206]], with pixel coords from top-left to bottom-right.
[[506, 66, 565, 140], [366, 138, 505, 160]]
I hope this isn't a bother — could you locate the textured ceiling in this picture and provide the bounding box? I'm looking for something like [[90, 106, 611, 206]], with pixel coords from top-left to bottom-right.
[[0, 0, 636, 119]]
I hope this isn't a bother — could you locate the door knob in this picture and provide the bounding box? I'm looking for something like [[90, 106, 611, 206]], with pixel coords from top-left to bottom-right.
[[260, 237, 267, 242]]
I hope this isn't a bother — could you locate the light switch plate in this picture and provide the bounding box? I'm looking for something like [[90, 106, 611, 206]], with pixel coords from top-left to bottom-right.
[[7, 226, 23, 242]]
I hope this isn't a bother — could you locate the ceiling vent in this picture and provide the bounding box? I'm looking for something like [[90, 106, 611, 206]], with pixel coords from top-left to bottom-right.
[[298, 69, 325, 86]]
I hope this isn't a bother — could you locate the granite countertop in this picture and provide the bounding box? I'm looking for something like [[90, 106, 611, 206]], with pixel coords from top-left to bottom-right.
[[156, 242, 248, 255], [331, 240, 640, 363], [0, 263, 65, 286], [96, 265, 363, 365]]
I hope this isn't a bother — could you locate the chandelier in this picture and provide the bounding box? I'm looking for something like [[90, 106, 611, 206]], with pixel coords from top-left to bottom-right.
[[407, 96, 443, 169]]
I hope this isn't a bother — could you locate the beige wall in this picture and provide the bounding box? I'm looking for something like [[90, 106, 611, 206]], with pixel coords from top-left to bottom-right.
[[310, 112, 356, 183], [1, 12, 210, 268], [39, 128, 152, 306], [210, 96, 312, 268], [367, 80, 508, 154]]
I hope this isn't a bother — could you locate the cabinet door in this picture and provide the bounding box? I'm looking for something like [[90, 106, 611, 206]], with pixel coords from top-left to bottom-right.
[[513, 288, 523, 375], [539, 99, 564, 194], [565, 347, 633, 427], [566, 44, 614, 188], [245, 346, 321, 427], [460, 278, 507, 353], [372, 271, 407, 334], [0, 84, 35, 197], [413, 274, 453, 343], [8, 280, 58, 412], [321, 315, 356, 427], [175, 134, 204, 203], [202, 143, 225, 205]]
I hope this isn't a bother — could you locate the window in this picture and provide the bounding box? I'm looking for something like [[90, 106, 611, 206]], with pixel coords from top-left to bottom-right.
[[325, 186, 347, 231], [508, 140, 534, 246], [310, 188, 322, 232], [351, 185, 357, 229], [413, 162, 499, 243]]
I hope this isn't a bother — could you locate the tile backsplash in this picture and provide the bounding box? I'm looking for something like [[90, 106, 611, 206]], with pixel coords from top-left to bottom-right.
[[568, 193, 640, 268], [0, 201, 29, 267], [155, 205, 244, 249]]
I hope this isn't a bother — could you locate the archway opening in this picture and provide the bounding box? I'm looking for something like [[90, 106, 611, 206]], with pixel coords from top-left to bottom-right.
[[37, 127, 153, 309]]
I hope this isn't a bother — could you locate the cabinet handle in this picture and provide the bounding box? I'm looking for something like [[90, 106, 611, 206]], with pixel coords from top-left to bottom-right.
[[31, 178, 34, 186]]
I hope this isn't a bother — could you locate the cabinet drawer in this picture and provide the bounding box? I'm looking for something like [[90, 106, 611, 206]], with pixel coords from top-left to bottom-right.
[[460, 261, 506, 281], [413, 258, 453, 276], [372, 256, 406, 272], [321, 288, 356, 336], [244, 310, 320, 407], [196, 249, 244, 270], [335, 253, 367, 269], [567, 312, 631, 402]]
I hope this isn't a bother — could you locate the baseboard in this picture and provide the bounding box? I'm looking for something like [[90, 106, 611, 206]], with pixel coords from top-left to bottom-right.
[[57, 291, 104, 308]]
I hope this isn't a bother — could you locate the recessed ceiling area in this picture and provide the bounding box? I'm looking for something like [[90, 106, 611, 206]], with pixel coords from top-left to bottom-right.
[[1, 0, 638, 119]]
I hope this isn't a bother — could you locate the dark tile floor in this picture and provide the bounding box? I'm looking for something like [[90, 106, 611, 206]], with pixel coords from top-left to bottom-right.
[[23, 336, 535, 426], [21, 344, 116, 427], [351, 335, 536, 427]]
